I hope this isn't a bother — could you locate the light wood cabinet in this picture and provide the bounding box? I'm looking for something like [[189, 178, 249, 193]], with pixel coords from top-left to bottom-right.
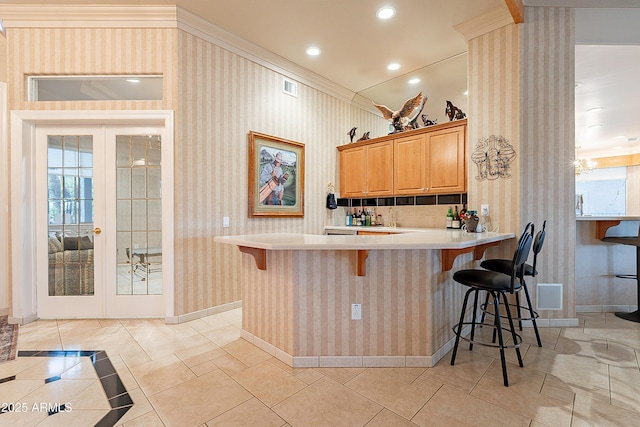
[[338, 119, 467, 198], [339, 120, 466, 198], [394, 123, 466, 195], [339, 140, 393, 197]]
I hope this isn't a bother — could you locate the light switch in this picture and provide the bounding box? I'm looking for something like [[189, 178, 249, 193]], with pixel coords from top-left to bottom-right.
[[223, 217, 230, 228]]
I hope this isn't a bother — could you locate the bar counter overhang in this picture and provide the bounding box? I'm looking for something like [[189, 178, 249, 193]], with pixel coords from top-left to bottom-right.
[[215, 230, 514, 368]]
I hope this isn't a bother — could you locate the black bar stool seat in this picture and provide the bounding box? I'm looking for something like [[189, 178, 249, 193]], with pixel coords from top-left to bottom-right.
[[601, 228, 640, 323]]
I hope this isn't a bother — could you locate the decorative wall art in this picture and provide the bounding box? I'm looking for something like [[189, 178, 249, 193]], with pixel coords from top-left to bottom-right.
[[248, 131, 305, 217], [471, 135, 516, 181]]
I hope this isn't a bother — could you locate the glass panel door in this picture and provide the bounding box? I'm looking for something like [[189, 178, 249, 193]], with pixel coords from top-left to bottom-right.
[[116, 134, 162, 295], [37, 125, 165, 318], [37, 126, 105, 318]]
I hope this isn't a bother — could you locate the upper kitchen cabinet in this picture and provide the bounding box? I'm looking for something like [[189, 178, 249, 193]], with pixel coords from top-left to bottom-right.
[[394, 120, 466, 195], [339, 120, 466, 198], [339, 140, 393, 198]]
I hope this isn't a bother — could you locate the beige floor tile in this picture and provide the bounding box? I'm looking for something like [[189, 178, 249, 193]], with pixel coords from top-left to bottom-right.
[[312, 366, 365, 384], [120, 409, 165, 427], [15, 357, 84, 380], [35, 409, 107, 427], [129, 353, 196, 396], [0, 409, 49, 427], [115, 386, 155, 425], [541, 372, 610, 405], [273, 377, 382, 427], [412, 385, 530, 427], [222, 338, 273, 366], [471, 363, 573, 427], [0, 356, 45, 379], [21, 379, 95, 409], [523, 345, 610, 391], [67, 379, 110, 410], [203, 323, 243, 347], [232, 360, 308, 407], [418, 347, 494, 393], [366, 408, 419, 427], [191, 360, 219, 376], [211, 353, 250, 376], [572, 394, 640, 427], [149, 369, 252, 427], [59, 357, 99, 380], [0, 378, 45, 404], [345, 369, 437, 419], [371, 367, 427, 384], [609, 365, 640, 414], [175, 341, 226, 367], [206, 397, 286, 426], [267, 358, 324, 384]]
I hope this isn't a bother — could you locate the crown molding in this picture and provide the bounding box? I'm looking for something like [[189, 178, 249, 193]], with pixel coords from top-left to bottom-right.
[[454, 7, 515, 41], [0, 4, 356, 103], [175, 8, 355, 103], [0, 5, 178, 28]]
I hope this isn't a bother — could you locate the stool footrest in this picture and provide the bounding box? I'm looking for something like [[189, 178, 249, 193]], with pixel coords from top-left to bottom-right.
[[452, 322, 523, 349], [482, 301, 540, 322]]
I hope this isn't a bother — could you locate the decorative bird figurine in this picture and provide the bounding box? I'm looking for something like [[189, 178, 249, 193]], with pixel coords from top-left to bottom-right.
[[373, 92, 423, 133], [348, 127, 357, 143], [408, 96, 428, 129], [421, 114, 437, 127], [445, 100, 466, 121], [357, 132, 370, 142]]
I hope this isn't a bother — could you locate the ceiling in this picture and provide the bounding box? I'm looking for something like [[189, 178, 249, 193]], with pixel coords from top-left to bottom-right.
[[2, 1, 640, 158]]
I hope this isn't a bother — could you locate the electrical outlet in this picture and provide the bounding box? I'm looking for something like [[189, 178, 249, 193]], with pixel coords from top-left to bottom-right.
[[481, 204, 489, 217], [351, 304, 362, 320], [223, 217, 230, 228]]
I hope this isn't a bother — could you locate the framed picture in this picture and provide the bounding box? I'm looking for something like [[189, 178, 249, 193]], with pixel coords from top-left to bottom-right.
[[248, 131, 305, 217]]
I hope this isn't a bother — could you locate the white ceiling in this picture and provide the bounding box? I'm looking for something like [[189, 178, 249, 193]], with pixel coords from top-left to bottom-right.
[[2, 1, 640, 157]]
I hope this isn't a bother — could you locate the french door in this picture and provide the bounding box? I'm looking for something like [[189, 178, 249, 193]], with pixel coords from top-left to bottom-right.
[[36, 125, 165, 318]]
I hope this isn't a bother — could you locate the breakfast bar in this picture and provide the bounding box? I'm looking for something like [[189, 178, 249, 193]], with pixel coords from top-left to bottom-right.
[[215, 229, 514, 368]]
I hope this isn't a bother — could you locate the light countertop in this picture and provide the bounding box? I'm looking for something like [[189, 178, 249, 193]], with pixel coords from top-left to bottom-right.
[[214, 230, 514, 251], [576, 216, 640, 221]]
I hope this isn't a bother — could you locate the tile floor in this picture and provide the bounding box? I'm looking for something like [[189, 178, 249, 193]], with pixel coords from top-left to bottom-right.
[[2, 309, 639, 426]]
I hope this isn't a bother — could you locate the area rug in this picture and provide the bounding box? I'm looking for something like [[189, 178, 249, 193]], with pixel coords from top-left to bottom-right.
[[0, 315, 18, 363]]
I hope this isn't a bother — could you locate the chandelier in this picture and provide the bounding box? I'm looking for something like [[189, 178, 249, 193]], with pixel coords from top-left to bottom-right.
[[574, 146, 597, 175]]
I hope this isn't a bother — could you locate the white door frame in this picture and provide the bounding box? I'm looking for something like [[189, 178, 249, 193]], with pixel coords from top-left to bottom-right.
[[10, 110, 175, 323]]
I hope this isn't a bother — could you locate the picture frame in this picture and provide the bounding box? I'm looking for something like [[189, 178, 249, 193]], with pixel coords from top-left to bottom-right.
[[248, 131, 305, 218]]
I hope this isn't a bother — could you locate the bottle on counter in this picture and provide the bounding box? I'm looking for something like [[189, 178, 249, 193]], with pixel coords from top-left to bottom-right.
[[446, 206, 453, 229], [360, 209, 365, 226], [345, 209, 352, 226], [365, 209, 371, 226], [452, 205, 461, 229], [352, 208, 357, 226], [460, 204, 467, 221], [371, 208, 377, 226]]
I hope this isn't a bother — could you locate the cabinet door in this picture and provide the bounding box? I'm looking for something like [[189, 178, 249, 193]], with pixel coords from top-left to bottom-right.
[[393, 135, 426, 194], [365, 141, 393, 196], [425, 125, 466, 194], [339, 146, 367, 197]]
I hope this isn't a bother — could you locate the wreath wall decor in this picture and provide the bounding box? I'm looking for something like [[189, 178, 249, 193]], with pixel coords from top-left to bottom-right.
[[471, 135, 516, 181]]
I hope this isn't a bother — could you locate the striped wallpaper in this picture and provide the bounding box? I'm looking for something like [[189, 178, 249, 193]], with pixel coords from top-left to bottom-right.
[[466, 7, 575, 320], [174, 31, 387, 315]]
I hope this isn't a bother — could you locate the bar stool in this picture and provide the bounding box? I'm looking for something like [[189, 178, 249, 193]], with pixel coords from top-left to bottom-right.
[[480, 221, 547, 347], [601, 223, 640, 323], [450, 227, 533, 387]]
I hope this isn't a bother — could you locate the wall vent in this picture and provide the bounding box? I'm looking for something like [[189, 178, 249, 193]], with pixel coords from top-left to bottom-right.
[[537, 283, 563, 311], [283, 78, 298, 97]]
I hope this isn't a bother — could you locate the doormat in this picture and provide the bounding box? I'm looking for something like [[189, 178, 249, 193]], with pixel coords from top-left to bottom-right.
[[0, 315, 18, 363]]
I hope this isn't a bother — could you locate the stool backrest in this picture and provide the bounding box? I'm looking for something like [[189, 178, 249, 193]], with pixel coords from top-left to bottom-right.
[[509, 228, 534, 293], [531, 220, 547, 277]]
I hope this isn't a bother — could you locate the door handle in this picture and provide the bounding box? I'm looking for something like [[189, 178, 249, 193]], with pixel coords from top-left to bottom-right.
[[92, 227, 102, 235]]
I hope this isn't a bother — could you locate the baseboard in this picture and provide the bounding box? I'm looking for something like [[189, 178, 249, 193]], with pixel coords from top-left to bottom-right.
[[577, 304, 638, 313], [9, 313, 39, 325], [164, 300, 242, 324]]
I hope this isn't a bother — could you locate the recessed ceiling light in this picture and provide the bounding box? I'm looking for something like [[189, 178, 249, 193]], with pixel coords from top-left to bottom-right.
[[387, 63, 400, 71], [587, 124, 603, 129], [408, 77, 420, 84], [587, 106, 604, 112], [376, 7, 396, 20], [126, 79, 140, 83], [306, 47, 321, 56], [613, 146, 622, 150], [464, 90, 469, 96], [615, 135, 627, 139]]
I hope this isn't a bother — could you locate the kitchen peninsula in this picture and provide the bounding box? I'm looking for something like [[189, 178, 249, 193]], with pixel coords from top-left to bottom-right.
[[215, 229, 514, 368]]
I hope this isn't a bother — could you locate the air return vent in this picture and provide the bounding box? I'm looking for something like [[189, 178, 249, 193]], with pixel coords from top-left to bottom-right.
[[283, 78, 298, 97]]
